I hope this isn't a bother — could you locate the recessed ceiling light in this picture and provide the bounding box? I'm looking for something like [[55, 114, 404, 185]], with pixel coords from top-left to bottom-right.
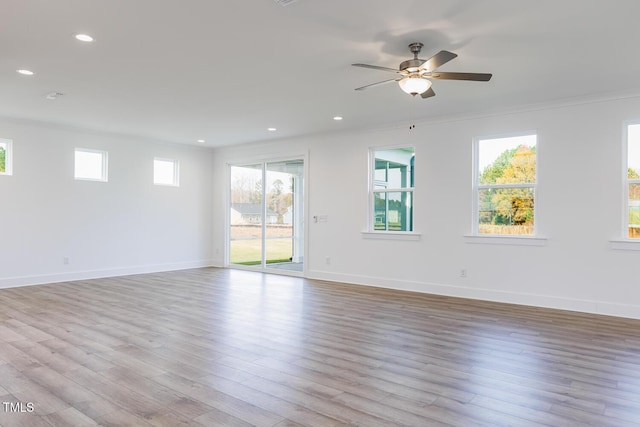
[[333, 116, 343, 121], [268, 127, 277, 132], [16, 69, 34, 76], [197, 139, 206, 143], [75, 34, 94, 42]]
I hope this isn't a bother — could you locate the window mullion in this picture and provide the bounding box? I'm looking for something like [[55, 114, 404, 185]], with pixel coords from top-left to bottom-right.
[[373, 188, 414, 193], [478, 183, 535, 190]]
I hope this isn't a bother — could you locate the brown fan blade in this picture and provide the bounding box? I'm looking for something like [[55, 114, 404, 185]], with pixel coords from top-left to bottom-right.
[[420, 87, 436, 99], [429, 72, 492, 81], [354, 78, 399, 91], [419, 50, 458, 72], [352, 63, 399, 73]]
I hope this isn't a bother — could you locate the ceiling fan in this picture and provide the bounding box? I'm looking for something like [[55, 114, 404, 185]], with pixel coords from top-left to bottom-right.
[[352, 42, 492, 98]]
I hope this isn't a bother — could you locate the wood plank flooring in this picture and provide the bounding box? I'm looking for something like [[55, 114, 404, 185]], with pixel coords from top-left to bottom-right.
[[1, 268, 640, 426]]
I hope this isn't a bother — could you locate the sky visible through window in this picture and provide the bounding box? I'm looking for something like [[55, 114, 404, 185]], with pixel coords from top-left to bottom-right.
[[478, 134, 536, 173], [154, 159, 177, 186], [75, 150, 106, 181]]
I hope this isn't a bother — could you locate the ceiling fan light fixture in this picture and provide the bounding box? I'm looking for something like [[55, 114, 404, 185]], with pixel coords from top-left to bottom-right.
[[398, 76, 431, 96]]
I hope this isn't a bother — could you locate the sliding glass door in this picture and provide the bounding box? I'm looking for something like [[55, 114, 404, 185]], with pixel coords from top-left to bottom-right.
[[229, 159, 304, 273], [229, 164, 264, 266]]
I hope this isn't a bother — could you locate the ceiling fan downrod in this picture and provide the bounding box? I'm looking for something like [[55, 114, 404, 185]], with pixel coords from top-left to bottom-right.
[[399, 43, 425, 73], [408, 42, 423, 59]]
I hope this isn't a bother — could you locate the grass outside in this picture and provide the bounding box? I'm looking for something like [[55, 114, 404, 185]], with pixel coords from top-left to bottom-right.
[[630, 208, 640, 234], [230, 237, 293, 265], [479, 224, 534, 235]]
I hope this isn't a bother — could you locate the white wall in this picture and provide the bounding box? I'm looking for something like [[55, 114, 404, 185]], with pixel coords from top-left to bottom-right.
[[0, 119, 214, 288], [212, 95, 640, 319], [4, 94, 639, 319]]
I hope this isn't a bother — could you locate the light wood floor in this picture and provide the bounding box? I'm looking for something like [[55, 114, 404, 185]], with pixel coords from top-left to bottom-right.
[[1, 268, 640, 426]]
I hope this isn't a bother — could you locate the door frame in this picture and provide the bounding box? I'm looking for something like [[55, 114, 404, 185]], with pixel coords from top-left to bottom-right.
[[225, 153, 308, 277]]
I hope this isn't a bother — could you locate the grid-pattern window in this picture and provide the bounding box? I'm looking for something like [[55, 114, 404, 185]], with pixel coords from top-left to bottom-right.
[[75, 148, 108, 182], [0, 138, 12, 176], [626, 124, 640, 238], [370, 147, 414, 232], [474, 134, 537, 235], [154, 158, 179, 186]]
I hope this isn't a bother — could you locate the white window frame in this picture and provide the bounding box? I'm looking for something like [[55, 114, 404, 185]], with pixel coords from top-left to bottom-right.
[[611, 122, 640, 249], [153, 157, 180, 187], [74, 148, 108, 182], [624, 122, 640, 240], [365, 145, 417, 239], [470, 132, 541, 241], [0, 138, 13, 176]]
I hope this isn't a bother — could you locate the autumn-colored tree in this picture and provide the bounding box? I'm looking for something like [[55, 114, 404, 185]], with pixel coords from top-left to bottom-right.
[[629, 169, 640, 234], [480, 147, 519, 184], [480, 145, 536, 227], [493, 145, 535, 225]]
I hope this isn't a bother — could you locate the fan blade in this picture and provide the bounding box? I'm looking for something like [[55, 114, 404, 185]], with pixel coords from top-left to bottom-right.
[[419, 50, 457, 72], [354, 78, 399, 91], [429, 72, 492, 81], [352, 63, 399, 73], [420, 87, 436, 99]]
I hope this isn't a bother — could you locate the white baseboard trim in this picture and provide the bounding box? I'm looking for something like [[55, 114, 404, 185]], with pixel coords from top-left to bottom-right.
[[0, 259, 215, 290], [306, 270, 640, 320], [209, 258, 226, 268], [5, 264, 638, 320]]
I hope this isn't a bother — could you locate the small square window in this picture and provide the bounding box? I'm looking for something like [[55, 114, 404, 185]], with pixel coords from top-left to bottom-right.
[[154, 158, 179, 186], [75, 148, 108, 182], [0, 139, 13, 176]]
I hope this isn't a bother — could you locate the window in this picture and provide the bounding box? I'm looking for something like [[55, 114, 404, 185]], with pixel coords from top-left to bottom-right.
[[154, 158, 179, 186], [474, 133, 537, 235], [0, 138, 12, 175], [626, 124, 640, 238], [75, 148, 108, 182], [370, 147, 414, 232]]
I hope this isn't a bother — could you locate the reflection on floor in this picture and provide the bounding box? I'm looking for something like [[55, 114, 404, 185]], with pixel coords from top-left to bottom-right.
[[267, 262, 303, 272]]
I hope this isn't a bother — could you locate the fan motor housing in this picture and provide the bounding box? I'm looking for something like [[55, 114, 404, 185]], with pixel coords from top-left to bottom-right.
[[399, 58, 426, 72]]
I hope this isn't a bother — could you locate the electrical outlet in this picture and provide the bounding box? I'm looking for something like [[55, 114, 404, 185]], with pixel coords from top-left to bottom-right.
[[63, 257, 70, 265], [325, 256, 331, 265], [460, 268, 467, 278]]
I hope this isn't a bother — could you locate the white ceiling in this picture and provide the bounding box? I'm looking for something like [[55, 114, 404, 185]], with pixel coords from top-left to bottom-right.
[[2, 0, 640, 147]]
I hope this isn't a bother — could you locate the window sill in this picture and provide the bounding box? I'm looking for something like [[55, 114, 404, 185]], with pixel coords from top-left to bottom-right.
[[610, 239, 640, 251], [362, 231, 422, 241], [463, 235, 547, 246]]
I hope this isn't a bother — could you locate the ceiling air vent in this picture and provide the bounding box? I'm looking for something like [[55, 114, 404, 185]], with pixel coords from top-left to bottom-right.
[[273, 0, 298, 6]]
